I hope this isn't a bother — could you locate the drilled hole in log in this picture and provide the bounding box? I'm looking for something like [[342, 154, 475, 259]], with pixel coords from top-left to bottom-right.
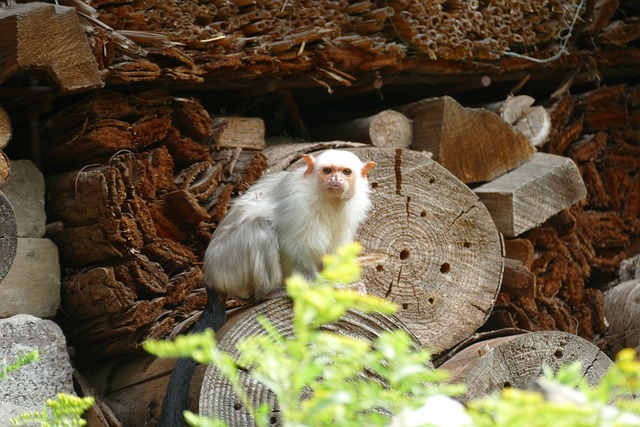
[[463, 241, 471, 248], [371, 182, 379, 189], [270, 417, 278, 424], [399, 249, 410, 260], [554, 349, 563, 359], [428, 297, 435, 305], [402, 303, 409, 310], [503, 381, 511, 388], [376, 265, 384, 272], [440, 263, 450, 274], [429, 178, 435, 184], [420, 210, 427, 217], [234, 403, 242, 411]]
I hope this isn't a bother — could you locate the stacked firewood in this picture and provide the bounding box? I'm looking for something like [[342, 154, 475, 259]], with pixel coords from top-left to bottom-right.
[[489, 84, 640, 344], [44, 90, 269, 361]]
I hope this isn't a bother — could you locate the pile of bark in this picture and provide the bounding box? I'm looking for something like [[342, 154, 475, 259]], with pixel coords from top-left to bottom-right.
[[488, 84, 640, 346], [44, 89, 269, 360], [74, 0, 640, 86]]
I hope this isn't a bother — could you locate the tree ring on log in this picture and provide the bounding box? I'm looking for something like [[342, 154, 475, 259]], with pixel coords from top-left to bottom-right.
[[455, 331, 622, 402], [349, 147, 504, 353], [200, 296, 423, 425], [0, 190, 17, 282]]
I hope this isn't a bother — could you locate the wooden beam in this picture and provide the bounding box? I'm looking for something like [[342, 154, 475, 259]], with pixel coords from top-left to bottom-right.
[[0, 2, 102, 94], [474, 153, 587, 237], [396, 96, 534, 184]]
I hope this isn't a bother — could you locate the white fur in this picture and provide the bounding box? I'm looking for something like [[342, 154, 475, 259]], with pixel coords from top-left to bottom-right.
[[203, 150, 373, 300]]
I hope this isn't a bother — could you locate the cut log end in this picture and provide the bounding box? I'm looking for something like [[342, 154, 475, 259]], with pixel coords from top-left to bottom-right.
[[350, 147, 503, 352]]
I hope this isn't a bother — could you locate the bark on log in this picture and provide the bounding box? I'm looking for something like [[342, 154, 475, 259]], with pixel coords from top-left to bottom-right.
[[474, 153, 587, 237], [345, 147, 503, 352], [396, 96, 534, 183], [0, 2, 102, 94], [310, 110, 413, 148], [439, 331, 617, 402]]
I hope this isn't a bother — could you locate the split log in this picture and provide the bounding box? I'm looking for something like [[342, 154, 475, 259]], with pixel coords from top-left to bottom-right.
[[504, 238, 534, 268], [500, 258, 535, 300], [396, 96, 534, 183], [212, 116, 265, 150], [0, 2, 102, 94], [604, 279, 640, 355], [493, 95, 551, 147], [474, 153, 587, 237], [345, 147, 502, 352], [439, 331, 618, 402], [310, 110, 413, 148]]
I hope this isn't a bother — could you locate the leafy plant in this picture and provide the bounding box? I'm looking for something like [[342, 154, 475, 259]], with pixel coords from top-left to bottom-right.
[[145, 243, 640, 427], [1, 349, 40, 381], [145, 243, 464, 427], [10, 393, 95, 427]]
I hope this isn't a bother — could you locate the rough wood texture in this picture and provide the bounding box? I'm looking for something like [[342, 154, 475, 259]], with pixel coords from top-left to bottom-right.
[[440, 331, 617, 402], [397, 96, 535, 183], [0, 150, 9, 192], [310, 110, 413, 148], [0, 105, 10, 149], [199, 297, 422, 426], [0, 2, 102, 94], [495, 95, 552, 147], [212, 116, 265, 150], [85, 355, 206, 426], [604, 279, 640, 355], [344, 147, 503, 352], [474, 152, 587, 237]]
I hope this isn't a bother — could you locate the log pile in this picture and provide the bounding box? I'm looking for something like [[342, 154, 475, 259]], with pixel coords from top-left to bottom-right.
[[488, 84, 640, 344], [44, 89, 269, 361], [74, 0, 640, 87], [33, 83, 639, 425]]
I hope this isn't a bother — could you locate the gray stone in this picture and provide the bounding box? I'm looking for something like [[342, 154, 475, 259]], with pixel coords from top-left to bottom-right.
[[1, 160, 45, 238], [0, 238, 60, 318], [0, 315, 75, 424]]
